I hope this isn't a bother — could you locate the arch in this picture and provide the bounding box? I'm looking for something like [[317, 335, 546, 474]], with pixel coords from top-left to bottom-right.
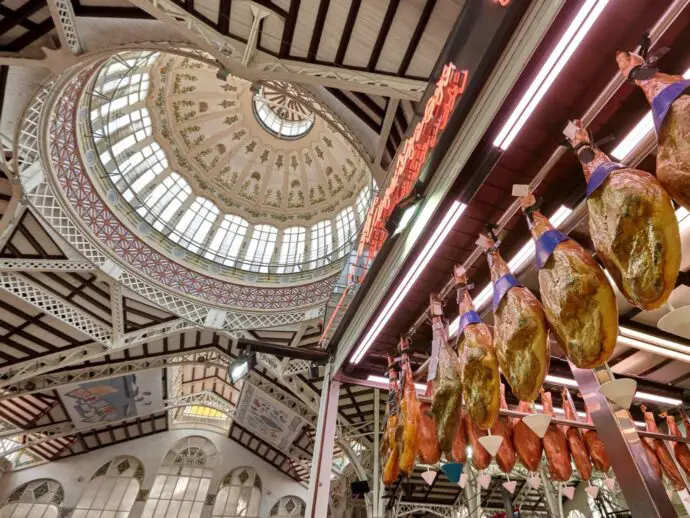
[[212, 467, 262, 517], [142, 436, 218, 518], [269, 496, 306, 518], [72, 456, 143, 518], [0, 479, 63, 518]]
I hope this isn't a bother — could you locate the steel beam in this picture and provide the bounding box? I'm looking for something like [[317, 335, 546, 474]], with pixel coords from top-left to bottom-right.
[[571, 363, 676, 517], [0, 259, 96, 271]]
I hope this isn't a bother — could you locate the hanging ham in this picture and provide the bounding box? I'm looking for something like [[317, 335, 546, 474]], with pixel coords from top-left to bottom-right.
[[382, 355, 400, 485], [490, 384, 516, 473], [564, 119, 680, 310], [464, 410, 491, 471], [428, 294, 464, 459], [616, 51, 690, 210], [397, 338, 420, 475], [582, 405, 611, 474], [479, 235, 549, 401], [541, 390, 572, 482], [417, 381, 441, 464], [512, 400, 543, 472], [641, 405, 685, 490], [519, 195, 618, 368], [664, 412, 690, 479], [450, 405, 468, 464], [642, 436, 664, 481], [560, 387, 592, 481], [454, 266, 499, 429]]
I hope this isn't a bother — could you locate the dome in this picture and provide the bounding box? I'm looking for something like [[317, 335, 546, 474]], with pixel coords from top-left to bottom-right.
[[85, 51, 373, 276]]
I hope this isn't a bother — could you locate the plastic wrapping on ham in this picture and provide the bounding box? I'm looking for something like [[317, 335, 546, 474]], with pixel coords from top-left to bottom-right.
[[641, 405, 685, 490], [397, 339, 420, 475], [664, 412, 690, 479], [565, 120, 680, 310], [582, 406, 611, 474], [382, 355, 400, 485], [429, 296, 464, 457], [541, 390, 572, 482], [417, 382, 441, 464], [480, 236, 549, 401], [464, 410, 491, 471], [512, 400, 543, 472], [455, 266, 499, 429], [616, 51, 690, 211], [560, 387, 592, 481], [490, 384, 516, 473], [520, 197, 618, 368]]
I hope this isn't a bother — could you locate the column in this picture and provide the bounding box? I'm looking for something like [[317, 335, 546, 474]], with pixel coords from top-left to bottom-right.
[[570, 363, 676, 516], [372, 388, 381, 517], [305, 365, 340, 518]]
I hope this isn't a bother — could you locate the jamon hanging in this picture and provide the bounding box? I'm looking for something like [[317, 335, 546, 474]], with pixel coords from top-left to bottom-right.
[[450, 406, 468, 464], [417, 381, 441, 464], [560, 387, 592, 481], [541, 390, 572, 482], [582, 405, 611, 474], [397, 338, 420, 475], [641, 405, 685, 490], [642, 436, 663, 480], [616, 50, 690, 210], [564, 119, 680, 310], [463, 410, 491, 471], [664, 412, 690, 479], [454, 266, 499, 429], [519, 194, 618, 368], [382, 355, 400, 486], [428, 294, 464, 459], [478, 234, 549, 401], [512, 401, 543, 472], [490, 384, 516, 473]]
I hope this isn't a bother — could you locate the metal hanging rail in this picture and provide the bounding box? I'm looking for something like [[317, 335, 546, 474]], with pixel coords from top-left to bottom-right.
[[403, 0, 690, 339]]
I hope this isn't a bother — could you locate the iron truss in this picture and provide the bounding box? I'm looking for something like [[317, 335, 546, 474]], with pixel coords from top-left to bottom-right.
[[395, 502, 458, 518]]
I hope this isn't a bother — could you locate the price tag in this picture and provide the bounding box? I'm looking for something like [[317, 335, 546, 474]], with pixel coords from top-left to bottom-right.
[[562, 120, 578, 140], [512, 184, 530, 197]]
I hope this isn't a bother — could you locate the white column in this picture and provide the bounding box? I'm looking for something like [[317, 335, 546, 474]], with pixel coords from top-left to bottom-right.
[[305, 365, 340, 518], [373, 388, 381, 517]]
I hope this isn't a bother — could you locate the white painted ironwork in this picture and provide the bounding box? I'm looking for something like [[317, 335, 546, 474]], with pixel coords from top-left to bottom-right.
[[395, 502, 457, 518], [46, 0, 84, 54], [0, 259, 96, 271], [110, 281, 124, 345]]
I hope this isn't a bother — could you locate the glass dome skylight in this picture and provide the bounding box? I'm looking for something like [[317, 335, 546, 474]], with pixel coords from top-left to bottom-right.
[[252, 85, 314, 140]]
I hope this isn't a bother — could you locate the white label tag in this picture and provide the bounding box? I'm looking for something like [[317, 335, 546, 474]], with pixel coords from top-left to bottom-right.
[[427, 333, 440, 382], [562, 120, 578, 140], [475, 235, 493, 249], [512, 184, 529, 197]]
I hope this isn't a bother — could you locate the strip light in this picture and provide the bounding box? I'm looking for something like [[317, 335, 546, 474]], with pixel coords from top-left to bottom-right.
[[350, 201, 468, 364], [367, 375, 426, 393], [494, 0, 610, 150], [611, 67, 690, 161], [619, 326, 690, 356], [448, 206, 572, 337]]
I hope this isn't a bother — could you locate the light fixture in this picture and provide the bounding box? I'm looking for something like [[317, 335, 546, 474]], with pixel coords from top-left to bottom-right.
[[228, 352, 256, 384], [366, 375, 426, 393], [493, 0, 610, 150], [619, 335, 690, 365], [619, 327, 690, 357], [545, 374, 578, 387], [351, 201, 467, 364], [611, 67, 690, 160], [676, 207, 690, 233], [448, 206, 572, 337]]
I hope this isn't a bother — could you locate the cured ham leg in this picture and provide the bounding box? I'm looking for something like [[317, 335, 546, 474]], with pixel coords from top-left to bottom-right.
[[397, 338, 420, 475], [455, 266, 499, 429], [382, 355, 400, 485], [565, 120, 680, 310], [464, 411, 491, 471], [641, 405, 685, 490], [429, 295, 464, 458], [560, 387, 592, 481], [417, 382, 441, 464], [642, 437, 663, 480], [582, 405, 611, 474], [512, 401, 543, 472], [520, 196, 618, 368], [450, 406, 468, 464], [541, 390, 572, 482], [490, 384, 516, 473], [479, 235, 549, 401], [616, 51, 690, 210], [664, 412, 690, 479]]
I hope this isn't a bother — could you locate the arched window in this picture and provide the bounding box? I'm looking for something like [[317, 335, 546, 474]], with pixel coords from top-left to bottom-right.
[[243, 225, 278, 272], [309, 220, 333, 269], [137, 172, 192, 232], [355, 186, 371, 222], [212, 467, 262, 517], [269, 496, 306, 518], [142, 436, 217, 518], [72, 456, 142, 518], [277, 227, 306, 273], [205, 215, 249, 266], [0, 479, 63, 518], [335, 207, 357, 251], [169, 197, 220, 252]]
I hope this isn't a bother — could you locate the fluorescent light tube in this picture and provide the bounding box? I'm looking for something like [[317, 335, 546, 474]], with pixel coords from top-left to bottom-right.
[[351, 202, 467, 364], [494, 0, 609, 150], [545, 374, 578, 387], [366, 375, 426, 393], [619, 326, 690, 356], [618, 335, 690, 364], [611, 67, 690, 161]]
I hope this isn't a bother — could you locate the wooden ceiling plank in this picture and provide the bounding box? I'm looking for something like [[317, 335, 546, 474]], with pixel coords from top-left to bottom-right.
[[398, 0, 436, 76], [218, 0, 231, 34], [279, 0, 300, 57], [307, 0, 330, 62], [334, 0, 361, 65], [366, 0, 400, 72], [0, 0, 45, 34], [0, 18, 54, 53]]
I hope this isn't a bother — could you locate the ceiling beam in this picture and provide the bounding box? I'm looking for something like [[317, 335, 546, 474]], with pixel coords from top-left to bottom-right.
[[238, 337, 330, 363], [0, 18, 54, 52], [334, 0, 360, 65], [279, 0, 300, 57], [307, 0, 329, 62], [46, 0, 84, 54], [398, 0, 436, 76], [217, 0, 231, 34], [367, 0, 400, 72], [0, 0, 46, 34], [375, 98, 399, 168]]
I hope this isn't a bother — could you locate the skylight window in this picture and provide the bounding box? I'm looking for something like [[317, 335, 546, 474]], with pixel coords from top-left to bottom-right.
[[205, 215, 249, 267], [252, 85, 314, 140], [310, 220, 333, 268], [170, 197, 220, 252], [243, 225, 278, 272], [277, 227, 306, 273]]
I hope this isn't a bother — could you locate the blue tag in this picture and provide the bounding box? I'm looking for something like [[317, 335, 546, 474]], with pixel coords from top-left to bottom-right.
[[586, 161, 624, 197], [492, 274, 522, 312], [651, 79, 690, 134], [459, 311, 481, 335], [535, 229, 568, 269]]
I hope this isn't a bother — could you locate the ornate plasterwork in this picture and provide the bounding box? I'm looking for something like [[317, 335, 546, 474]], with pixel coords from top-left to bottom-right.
[[146, 54, 370, 227], [44, 65, 336, 310]]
